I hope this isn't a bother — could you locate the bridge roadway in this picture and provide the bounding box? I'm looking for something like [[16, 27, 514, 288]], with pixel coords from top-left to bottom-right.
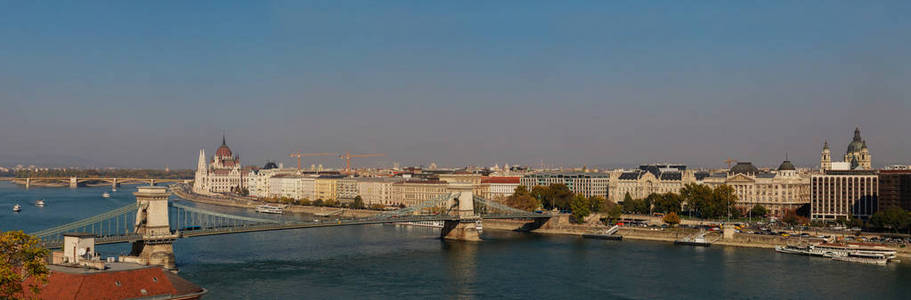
[[41, 213, 540, 249]]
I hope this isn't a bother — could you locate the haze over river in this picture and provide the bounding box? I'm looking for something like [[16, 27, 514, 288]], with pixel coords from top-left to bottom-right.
[[2, 182, 910, 299]]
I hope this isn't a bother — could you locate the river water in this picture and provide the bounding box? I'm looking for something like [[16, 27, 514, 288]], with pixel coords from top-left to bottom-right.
[[1, 182, 910, 299]]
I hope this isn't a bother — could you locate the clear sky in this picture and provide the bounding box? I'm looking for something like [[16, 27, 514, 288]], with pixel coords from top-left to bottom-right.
[[1, 1, 909, 170]]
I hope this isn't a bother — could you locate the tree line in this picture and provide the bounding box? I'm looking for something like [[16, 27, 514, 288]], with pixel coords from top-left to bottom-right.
[[505, 184, 621, 224]]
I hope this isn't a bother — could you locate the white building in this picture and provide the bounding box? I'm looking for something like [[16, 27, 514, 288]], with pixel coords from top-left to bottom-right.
[[193, 136, 245, 195], [356, 177, 402, 207], [811, 170, 879, 221], [520, 172, 610, 198], [481, 177, 521, 200]]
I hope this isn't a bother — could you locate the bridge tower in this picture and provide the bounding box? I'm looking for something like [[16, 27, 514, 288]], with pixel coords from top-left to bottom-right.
[[122, 186, 177, 271], [441, 184, 482, 241], [69, 177, 78, 188]]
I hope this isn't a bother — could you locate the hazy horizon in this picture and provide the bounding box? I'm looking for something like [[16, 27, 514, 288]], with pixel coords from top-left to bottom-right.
[[2, 1, 909, 170]]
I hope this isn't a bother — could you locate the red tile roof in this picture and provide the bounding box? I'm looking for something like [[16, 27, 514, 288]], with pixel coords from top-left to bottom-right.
[[23, 267, 205, 300], [482, 177, 520, 184]]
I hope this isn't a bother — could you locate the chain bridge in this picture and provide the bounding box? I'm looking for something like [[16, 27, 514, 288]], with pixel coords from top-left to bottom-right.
[[31, 185, 550, 270]]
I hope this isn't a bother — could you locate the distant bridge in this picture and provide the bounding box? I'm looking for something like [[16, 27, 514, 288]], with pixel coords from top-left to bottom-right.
[[31, 184, 550, 270], [7, 177, 190, 188]]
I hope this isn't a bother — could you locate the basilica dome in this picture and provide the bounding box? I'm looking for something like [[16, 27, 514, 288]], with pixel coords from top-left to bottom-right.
[[846, 128, 864, 154]]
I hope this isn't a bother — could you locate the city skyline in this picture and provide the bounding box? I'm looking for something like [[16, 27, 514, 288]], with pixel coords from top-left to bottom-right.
[[2, 1, 910, 169]]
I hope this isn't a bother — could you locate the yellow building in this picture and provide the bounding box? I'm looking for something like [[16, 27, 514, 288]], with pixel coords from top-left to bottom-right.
[[392, 180, 450, 207], [315, 175, 343, 201]]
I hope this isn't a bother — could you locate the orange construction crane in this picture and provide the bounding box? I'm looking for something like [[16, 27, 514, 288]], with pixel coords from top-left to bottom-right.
[[724, 158, 737, 169], [289, 152, 336, 170], [339, 152, 385, 173]]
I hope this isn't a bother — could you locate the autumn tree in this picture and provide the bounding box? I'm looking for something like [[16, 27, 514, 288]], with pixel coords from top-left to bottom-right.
[[750, 204, 768, 218], [0, 231, 49, 299], [663, 212, 681, 226], [505, 186, 540, 212]]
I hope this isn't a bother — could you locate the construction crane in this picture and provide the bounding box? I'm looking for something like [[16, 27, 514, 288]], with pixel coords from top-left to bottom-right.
[[289, 152, 336, 170], [724, 158, 737, 169], [339, 152, 385, 174]]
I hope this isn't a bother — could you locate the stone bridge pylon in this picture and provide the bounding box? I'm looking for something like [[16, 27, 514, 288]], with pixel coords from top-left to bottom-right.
[[120, 186, 177, 270], [440, 184, 482, 241]]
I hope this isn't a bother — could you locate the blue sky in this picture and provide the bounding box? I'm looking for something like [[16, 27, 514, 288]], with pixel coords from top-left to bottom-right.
[[1, 1, 909, 169]]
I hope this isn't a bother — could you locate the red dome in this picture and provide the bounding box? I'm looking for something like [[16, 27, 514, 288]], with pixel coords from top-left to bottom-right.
[[215, 135, 233, 157], [215, 144, 233, 157]]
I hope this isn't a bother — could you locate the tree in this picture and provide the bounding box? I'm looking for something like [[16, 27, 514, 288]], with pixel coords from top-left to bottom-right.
[[513, 185, 530, 197], [530, 185, 548, 206], [653, 193, 683, 214], [781, 209, 808, 226], [505, 192, 540, 212], [663, 212, 681, 226], [750, 204, 768, 218], [588, 196, 606, 213], [545, 184, 573, 211], [603, 203, 623, 225], [569, 194, 591, 224], [352, 196, 365, 209], [680, 183, 714, 217], [622, 192, 633, 205], [0, 231, 49, 299], [870, 207, 911, 232]]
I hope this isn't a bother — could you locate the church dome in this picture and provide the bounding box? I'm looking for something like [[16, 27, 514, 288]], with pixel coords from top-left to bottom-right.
[[215, 135, 233, 157], [846, 128, 864, 154], [262, 161, 278, 169], [730, 162, 759, 175], [777, 160, 796, 171]]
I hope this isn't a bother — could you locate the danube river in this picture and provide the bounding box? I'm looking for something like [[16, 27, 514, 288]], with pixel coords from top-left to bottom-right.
[[2, 182, 911, 299]]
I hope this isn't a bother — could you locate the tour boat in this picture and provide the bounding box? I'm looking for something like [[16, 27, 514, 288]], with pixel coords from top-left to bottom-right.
[[675, 232, 711, 247], [775, 245, 812, 256], [13, 204, 22, 212], [396, 221, 444, 228], [102, 192, 111, 198], [811, 242, 897, 261], [831, 252, 889, 265], [35, 199, 46, 207], [255, 204, 284, 214]]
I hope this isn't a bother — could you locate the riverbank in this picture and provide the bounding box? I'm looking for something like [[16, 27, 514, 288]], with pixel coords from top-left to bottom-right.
[[171, 186, 910, 258]]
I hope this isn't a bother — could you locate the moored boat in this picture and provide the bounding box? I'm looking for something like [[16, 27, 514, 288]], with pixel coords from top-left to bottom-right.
[[13, 204, 22, 212], [255, 204, 284, 214], [675, 232, 711, 247], [35, 199, 46, 207]]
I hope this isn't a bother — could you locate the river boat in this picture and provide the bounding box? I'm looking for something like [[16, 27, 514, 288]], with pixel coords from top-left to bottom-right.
[[831, 252, 889, 265], [13, 204, 22, 212], [396, 221, 444, 228], [582, 233, 623, 240], [675, 232, 711, 247], [775, 245, 812, 256], [102, 192, 111, 198], [810, 242, 897, 261], [255, 204, 284, 214], [35, 199, 45, 207]]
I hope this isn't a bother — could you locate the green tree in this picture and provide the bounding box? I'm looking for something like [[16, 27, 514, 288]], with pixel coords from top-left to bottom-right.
[[602, 201, 623, 225], [870, 207, 911, 232], [352, 196, 366, 209], [750, 204, 768, 218], [680, 183, 714, 217], [513, 185, 530, 197], [588, 196, 606, 213], [622, 192, 633, 205], [545, 184, 573, 211], [653, 193, 683, 214], [0, 231, 49, 299], [569, 194, 591, 224], [663, 212, 681, 226]]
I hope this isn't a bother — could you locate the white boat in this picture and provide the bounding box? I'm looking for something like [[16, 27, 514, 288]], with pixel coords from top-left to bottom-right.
[[102, 192, 111, 198], [13, 204, 22, 212], [255, 204, 284, 214], [396, 221, 444, 228], [35, 199, 45, 207]]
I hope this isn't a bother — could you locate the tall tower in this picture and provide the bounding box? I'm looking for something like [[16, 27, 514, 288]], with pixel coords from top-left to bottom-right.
[[193, 149, 208, 193], [820, 140, 831, 171], [860, 140, 871, 169]]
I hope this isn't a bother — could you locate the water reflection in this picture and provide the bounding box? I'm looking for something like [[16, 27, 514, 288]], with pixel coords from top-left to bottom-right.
[[442, 240, 479, 299]]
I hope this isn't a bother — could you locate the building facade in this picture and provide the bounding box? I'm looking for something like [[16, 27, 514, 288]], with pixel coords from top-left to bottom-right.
[[521, 172, 610, 199], [193, 136, 245, 195], [607, 164, 702, 203], [315, 175, 344, 201], [811, 170, 879, 221], [336, 178, 359, 201], [703, 161, 811, 217], [356, 177, 402, 207], [481, 177, 521, 201], [821, 128, 872, 171], [879, 170, 911, 211], [391, 180, 450, 207]]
